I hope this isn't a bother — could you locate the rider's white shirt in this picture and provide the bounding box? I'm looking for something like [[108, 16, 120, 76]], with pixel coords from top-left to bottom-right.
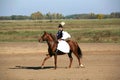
[[61, 31, 71, 40], [57, 31, 71, 53]]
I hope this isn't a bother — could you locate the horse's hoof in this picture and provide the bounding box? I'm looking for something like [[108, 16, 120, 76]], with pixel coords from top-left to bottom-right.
[[41, 66, 44, 69], [54, 68, 57, 70], [80, 64, 85, 68], [66, 67, 71, 69]]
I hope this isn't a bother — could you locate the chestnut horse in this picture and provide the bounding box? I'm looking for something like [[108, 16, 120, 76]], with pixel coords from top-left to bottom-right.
[[39, 31, 84, 69]]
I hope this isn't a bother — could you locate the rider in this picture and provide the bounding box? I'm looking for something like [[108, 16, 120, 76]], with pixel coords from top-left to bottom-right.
[[56, 22, 64, 40], [56, 22, 71, 54]]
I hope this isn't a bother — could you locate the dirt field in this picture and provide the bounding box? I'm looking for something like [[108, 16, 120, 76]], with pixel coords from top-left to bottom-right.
[[0, 42, 120, 80]]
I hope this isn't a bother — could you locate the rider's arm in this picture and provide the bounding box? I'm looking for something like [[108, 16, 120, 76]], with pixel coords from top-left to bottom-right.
[[57, 30, 63, 40]]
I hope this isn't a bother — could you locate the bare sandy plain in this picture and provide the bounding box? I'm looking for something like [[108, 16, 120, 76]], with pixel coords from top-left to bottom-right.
[[0, 42, 120, 80]]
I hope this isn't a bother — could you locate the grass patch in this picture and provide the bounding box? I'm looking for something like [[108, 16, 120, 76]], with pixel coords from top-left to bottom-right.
[[0, 19, 120, 43]]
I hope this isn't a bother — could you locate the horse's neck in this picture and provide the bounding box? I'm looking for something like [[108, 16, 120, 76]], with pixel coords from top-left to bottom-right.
[[47, 39, 56, 47], [45, 34, 57, 51]]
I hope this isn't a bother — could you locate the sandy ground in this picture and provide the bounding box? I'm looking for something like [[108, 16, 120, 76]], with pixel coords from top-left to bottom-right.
[[0, 42, 120, 80]]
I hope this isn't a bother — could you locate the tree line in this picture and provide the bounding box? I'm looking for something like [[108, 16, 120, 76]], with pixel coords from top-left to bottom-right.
[[0, 12, 120, 20], [65, 12, 120, 19], [0, 12, 64, 20]]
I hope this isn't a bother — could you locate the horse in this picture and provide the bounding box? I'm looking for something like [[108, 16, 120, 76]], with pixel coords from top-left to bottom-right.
[[38, 31, 84, 69]]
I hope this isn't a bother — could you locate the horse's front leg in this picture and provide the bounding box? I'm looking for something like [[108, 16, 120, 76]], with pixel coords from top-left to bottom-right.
[[54, 53, 57, 69], [41, 54, 51, 68], [68, 52, 73, 68]]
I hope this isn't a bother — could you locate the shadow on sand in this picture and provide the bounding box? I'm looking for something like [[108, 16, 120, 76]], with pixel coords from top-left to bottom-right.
[[9, 66, 54, 70]]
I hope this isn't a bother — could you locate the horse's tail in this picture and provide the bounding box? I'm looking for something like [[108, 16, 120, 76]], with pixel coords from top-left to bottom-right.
[[77, 45, 82, 58]]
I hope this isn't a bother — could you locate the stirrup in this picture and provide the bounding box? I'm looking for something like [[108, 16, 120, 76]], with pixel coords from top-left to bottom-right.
[[55, 49, 59, 54], [55, 49, 58, 53], [55, 49, 61, 54]]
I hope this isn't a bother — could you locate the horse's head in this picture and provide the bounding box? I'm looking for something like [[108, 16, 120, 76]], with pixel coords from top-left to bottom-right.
[[38, 31, 54, 42]]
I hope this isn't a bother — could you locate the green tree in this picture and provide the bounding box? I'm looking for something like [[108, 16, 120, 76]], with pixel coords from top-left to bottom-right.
[[56, 13, 64, 19], [97, 14, 104, 19], [31, 11, 43, 20], [111, 12, 120, 18], [89, 13, 96, 19], [45, 12, 52, 19]]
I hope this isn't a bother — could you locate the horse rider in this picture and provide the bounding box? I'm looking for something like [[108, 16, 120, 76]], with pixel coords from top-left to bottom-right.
[[56, 22, 71, 54]]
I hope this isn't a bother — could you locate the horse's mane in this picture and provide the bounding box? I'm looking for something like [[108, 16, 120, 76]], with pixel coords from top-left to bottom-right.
[[49, 33, 57, 42]]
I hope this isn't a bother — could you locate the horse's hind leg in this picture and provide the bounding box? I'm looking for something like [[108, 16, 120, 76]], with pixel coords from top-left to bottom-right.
[[68, 51, 73, 68], [74, 52, 83, 67], [74, 52, 84, 68], [41, 55, 51, 68]]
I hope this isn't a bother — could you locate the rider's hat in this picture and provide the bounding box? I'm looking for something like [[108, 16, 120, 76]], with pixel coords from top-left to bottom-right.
[[60, 22, 65, 26], [58, 22, 65, 28]]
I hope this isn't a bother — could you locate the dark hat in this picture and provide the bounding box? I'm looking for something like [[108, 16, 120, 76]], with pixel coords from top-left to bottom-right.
[[58, 24, 63, 28]]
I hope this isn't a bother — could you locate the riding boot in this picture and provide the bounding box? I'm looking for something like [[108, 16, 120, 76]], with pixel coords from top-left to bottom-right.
[[55, 49, 62, 54], [55, 49, 64, 55]]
